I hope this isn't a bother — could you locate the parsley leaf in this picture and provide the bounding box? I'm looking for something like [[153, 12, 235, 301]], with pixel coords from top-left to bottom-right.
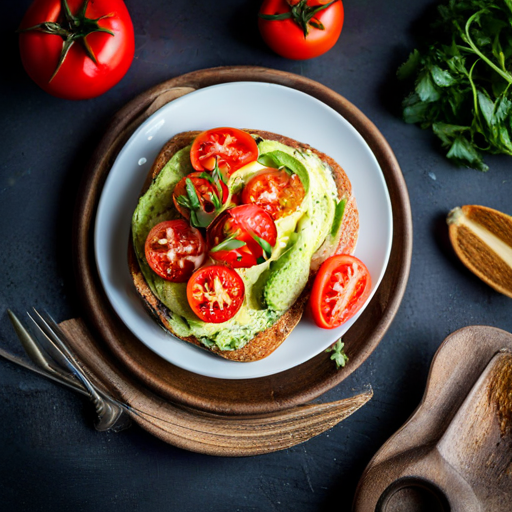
[[326, 339, 349, 369], [398, 0, 512, 171]]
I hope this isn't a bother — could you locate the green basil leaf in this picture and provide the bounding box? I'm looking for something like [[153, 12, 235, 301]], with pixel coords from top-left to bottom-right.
[[176, 195, 191, 209], [195, 209, 216, 228], [185, 178, 201, 210], [199, 172, 214, 183], [210, 191, 221, 211], [257, 150, 309, 194], [213, 159, 228, 185], [331, 198, 347, 237], [250, 232, 273, 259], [210, 238, 246, 253], [190, 210, 199, 228]]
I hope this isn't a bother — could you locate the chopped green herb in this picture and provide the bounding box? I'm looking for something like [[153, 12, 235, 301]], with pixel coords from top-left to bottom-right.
[[185, 178, 201, 210], [251, 232, 273, 259], [331, 198, 347, 237], [176, 195, 191, 209], [210, 232, 246, 253], [326, 339, 349, 369]]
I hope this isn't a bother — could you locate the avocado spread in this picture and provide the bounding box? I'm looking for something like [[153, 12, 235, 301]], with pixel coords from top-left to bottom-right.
[[131, 137, 342, 351]]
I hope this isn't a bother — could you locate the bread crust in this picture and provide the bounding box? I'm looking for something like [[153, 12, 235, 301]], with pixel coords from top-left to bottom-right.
[[128, 130, 359, 362]]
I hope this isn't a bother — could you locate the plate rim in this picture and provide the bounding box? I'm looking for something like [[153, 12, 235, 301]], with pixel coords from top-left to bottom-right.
[[73, 65, 412, 415], [93, 80, 393, 379]]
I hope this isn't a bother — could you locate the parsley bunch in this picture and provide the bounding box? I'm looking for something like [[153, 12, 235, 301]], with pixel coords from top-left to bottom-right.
[[398, 0, 512, 171]]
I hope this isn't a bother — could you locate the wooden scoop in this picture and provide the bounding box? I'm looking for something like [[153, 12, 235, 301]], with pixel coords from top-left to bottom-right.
[[353, 325, 512, 512], [447, 205, 512, 298]]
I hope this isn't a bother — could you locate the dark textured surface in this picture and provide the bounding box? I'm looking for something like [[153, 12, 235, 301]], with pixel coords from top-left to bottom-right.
[[1, 1, 511, 511]]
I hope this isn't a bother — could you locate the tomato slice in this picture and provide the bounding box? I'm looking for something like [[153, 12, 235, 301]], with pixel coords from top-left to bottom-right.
[[310, 254, 371, 329], [144, 220, 206, 282], [241, 168, 305, 220], [207, 205, 277, 268], [190, 127, 259, 176], [187, 265, 245, 323], [172, 171, 228, 227]]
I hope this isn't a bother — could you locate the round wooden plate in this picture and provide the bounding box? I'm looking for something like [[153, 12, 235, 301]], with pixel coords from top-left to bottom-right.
[[74, 66, 412, 415]]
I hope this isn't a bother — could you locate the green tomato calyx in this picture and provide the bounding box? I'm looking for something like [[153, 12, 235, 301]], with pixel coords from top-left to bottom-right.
[[18, 0, 114, 82]]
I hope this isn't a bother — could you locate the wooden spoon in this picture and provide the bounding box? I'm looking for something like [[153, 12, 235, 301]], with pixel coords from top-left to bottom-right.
[[447, 204, 512, 298], [353, 325, 512, 512]]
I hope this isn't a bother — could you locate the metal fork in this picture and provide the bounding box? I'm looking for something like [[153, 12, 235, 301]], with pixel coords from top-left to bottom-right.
[[2, 309, 131, 432]]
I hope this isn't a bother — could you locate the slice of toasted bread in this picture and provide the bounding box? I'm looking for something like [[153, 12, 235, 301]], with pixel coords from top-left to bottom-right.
[[128, 130, 359, 362]]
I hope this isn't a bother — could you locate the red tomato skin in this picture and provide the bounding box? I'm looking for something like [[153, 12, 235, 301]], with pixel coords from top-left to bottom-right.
[[172, 172, 229, 221], [18, 0, 135, 100], [186, 265, 245, 324], [207, 205, 277, 269], [310, 254, 371, 329], [145, 220, 206, 283], [241, 168, 305, 220], [190, 127, 259, 176], [258, 0, 344, 60]]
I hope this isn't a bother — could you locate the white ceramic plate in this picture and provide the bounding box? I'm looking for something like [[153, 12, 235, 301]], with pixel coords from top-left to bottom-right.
[[94, 82, 392, 380]]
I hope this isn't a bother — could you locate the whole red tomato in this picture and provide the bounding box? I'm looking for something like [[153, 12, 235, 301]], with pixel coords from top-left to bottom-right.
[[18, 0, 135, 100], [258, 0, 344, 60]]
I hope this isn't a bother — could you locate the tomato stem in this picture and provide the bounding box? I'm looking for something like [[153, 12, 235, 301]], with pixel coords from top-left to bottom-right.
[[259, 0, 338, 38], [17, 0, 115, 82]]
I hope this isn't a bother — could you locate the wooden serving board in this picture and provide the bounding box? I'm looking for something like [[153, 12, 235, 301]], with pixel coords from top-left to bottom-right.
[[73, 67, 412, 420], [353, 325, 512, 511]]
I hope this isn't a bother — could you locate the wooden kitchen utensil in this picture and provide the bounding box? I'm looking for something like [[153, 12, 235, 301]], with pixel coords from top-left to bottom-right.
[[448, 204, 512, 298], [353, 325, 512, 512]]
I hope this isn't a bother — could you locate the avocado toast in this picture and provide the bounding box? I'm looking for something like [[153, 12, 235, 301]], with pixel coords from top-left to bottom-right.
[[129, 129, 359, 362]]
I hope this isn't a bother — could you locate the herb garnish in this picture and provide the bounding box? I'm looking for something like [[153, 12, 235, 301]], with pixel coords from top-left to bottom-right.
[[398, 0, 512, 171], [210, 231, 246, 253], [175, 159, 227, 228], [326, 339, 349, 369]]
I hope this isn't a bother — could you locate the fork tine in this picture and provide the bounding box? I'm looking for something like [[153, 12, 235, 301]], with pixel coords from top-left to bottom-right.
[[29, 309, 129, 432], [15, 309, 81, 379], [28, 309, 100, 398], [6, 310, 89, 396], [31, 309, 78, 362], [8, 309, 58, 374]]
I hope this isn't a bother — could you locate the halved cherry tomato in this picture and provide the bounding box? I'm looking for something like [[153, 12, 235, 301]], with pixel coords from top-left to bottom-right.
[[190, 128, 259, 176], [145, 220, 206, 282], [241, 168, 305, 220], [207, 204, 277, 268], [310, 254, 371, 329], [187, 265, 245, 323], [172, 172, 228, 228]]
